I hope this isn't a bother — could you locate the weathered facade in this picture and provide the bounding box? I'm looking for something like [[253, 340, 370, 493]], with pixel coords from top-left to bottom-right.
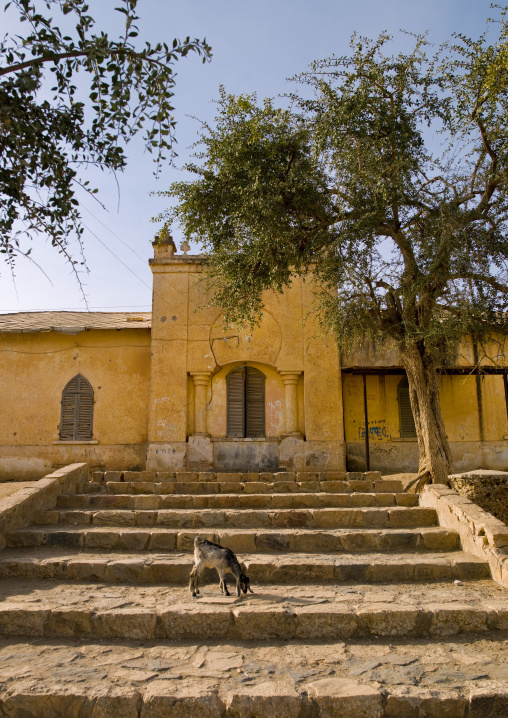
[[1, 242, 508, 478]]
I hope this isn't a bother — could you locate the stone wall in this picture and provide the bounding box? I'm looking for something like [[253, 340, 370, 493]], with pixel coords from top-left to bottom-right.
[[0, 463, 88, 549], [420, 482, 508, 588], [449, 470, 508, 525]]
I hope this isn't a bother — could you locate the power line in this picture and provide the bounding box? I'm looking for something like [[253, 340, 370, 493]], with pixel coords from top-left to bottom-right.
[[80, 203, 151, 266]]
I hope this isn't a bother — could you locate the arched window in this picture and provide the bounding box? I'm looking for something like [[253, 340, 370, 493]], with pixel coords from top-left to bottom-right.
[[227, 366, 265, 438], [398, 376, 417, 438], [60, 374, 94, 440]]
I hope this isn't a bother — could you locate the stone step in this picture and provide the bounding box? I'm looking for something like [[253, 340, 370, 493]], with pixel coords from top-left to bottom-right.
[[0, 549, 489, 584], [95, 469, 395, 487], [94, 479, 404, 495], [58, 492, 419, 510], [0, 580, 504, 642], [6, 526, 460, 553], [33, 506, 438, 529], [1, 627, 508, 717]]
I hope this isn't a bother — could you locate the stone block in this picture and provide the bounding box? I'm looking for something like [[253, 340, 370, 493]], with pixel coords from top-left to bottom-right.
[[430, 606, 488, 636], [91, 693, 141, 718], [142, 685, 223, 718], [385, 688, 467, 717], [104, 471, 124, 482], [357, 605, 421, 637], [422, 530, 459, 551], [388, 507, 437, 527], [154, 482, 175, 494], [160, 607, 231, 640], [106, 482, 131, 494], [103, 559, 144, 583], [92, 610, 156, 640], [305, 677, 382, 718], [93, 510, 136, 527], [232, 605, 297, 640], [322, 471, 347, 481], [217, 473, 242, 483], [297, 481, 319, 492], [85, 530, 120, 550], [295, 605, 357, 640], [255, 531, 291, 553], [243, 482, 267, 493], [395, 493, 419, 507], [132, 483, 155, 495], [155, 472, 175, 481], [117, 530, 150, 551], [217, 531, 256, 553], [45, 609, 92, 638], [148, 531, 177, 550], [273, 472, 296, 482], [133, 495, 159, 510], [199, 472, 217, 482], [348, 480, 373, 492], [0, 692, 91, 718], [297, 472, 319, 481], [469, 687, 508, 718], [219, 482, 244, 493], [349, 494, 376, 507], [66, 559, 106, 582], [242, 473, 259, 482], [259, 472, 276, 481], [175, 472, 199, 483], [271, 510, 312, 529], [320, 480, 349, 493], [0, 606, 48, 637], [225, 681, 301, 718], [364, 471, 382, 481]]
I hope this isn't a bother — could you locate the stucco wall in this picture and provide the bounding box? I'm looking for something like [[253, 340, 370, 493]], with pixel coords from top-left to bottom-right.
[[146, 254, 345, 472], [343, 372, 508, 473], [0, 328, 150, 478]]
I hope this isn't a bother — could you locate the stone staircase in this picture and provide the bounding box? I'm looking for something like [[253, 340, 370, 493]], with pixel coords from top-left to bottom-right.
[[0, 469, 507, 716]]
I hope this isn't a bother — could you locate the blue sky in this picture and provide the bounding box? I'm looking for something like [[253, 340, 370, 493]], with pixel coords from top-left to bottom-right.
[[1, 0, 497, 313]]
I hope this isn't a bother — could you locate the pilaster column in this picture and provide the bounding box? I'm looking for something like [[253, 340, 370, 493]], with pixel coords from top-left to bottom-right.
[[280, 371, 302, 435], [190, 372, 211, 435]]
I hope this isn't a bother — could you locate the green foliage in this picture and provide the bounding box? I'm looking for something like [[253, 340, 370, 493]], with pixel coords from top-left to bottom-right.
[[0, 0, 211, 272], [159, 13, 508, 365]]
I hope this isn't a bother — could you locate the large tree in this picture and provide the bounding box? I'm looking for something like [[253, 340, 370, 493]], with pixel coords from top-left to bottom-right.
[[159, 17, 508, 485], [0, 0, 211, 272]]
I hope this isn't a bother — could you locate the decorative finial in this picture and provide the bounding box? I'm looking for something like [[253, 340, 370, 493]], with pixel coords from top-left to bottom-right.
[[152, 226, 177, 258], [180, 240, 191, 256]]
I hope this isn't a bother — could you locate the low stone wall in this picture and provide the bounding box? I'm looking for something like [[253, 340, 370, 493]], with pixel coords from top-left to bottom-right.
[[420, 483, 508, 588], [0, 463, 88, 550], [449, 470, 508, 525]]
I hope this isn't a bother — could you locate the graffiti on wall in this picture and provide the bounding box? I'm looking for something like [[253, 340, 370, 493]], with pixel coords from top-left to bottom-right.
[[359, 419, 391, 441]]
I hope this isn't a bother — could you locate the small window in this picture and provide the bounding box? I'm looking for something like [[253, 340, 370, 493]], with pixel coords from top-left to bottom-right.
[[227, 366, 265, 438], [60, 374, 94, 440], [398, 376, 417, 438]]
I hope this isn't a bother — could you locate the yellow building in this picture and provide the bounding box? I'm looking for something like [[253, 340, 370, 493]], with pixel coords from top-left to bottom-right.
[[1, 240, 507, 478]]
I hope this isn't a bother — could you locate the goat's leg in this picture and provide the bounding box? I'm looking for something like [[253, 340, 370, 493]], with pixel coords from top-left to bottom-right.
[[189, 564, 200, 597], [232, 567, 242, 598], [217, 568, 230, 596]]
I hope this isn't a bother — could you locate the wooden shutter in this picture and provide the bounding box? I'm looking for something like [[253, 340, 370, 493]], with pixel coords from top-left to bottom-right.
[[245, 367, 265, 437], [60, 374, 94, 440], [398, 377, 416, 438], [227, 368, 245, 437]]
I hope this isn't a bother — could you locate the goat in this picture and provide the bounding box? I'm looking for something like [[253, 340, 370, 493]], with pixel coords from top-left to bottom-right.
[[189, 536, 253, 598]]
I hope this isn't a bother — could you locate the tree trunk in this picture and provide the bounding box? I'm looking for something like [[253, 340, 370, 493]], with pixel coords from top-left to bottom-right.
[[399, 344, 453, 484]]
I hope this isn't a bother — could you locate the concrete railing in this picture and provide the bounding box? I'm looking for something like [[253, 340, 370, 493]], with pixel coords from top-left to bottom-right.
[[0, 463, 88, 550], [420, 483, 508, 588]]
